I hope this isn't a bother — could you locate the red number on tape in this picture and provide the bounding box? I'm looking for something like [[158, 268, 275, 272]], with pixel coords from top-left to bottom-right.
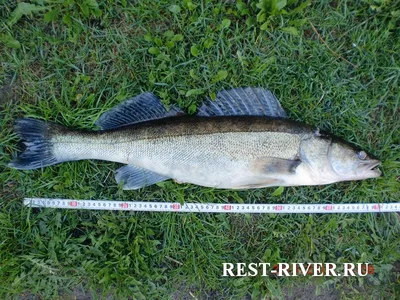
[[172, 204, 181, 210]]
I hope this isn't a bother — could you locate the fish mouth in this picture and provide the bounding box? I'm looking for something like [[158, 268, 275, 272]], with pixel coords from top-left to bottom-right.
[[361, 159, 382, 177]]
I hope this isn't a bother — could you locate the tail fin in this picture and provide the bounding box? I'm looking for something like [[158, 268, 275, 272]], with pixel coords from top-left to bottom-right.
[[8, 118, 65, 170]]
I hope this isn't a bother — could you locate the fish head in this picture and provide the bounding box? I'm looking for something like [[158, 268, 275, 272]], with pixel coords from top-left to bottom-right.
[[328, 139, 381, 181], [299, 133, 381, 184]]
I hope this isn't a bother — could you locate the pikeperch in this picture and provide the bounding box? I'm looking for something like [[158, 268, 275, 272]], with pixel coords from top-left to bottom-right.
[[9, 87, 381, 189]]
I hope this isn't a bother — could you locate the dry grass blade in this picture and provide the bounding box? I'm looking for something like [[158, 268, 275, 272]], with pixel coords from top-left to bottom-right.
[[309, 21, 357, 68]]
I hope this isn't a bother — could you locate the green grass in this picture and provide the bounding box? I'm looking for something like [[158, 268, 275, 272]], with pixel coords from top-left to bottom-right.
[[1, 0, 400, 299]]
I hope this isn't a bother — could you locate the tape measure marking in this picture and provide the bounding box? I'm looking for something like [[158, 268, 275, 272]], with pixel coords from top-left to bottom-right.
[[23, 198, 400, 214]]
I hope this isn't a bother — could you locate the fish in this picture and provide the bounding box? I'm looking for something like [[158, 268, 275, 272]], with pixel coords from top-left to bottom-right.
[[8, 87, 381, 190]]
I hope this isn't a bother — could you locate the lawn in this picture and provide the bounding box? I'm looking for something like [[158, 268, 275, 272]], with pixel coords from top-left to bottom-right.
[[1, 0, 399, 299]]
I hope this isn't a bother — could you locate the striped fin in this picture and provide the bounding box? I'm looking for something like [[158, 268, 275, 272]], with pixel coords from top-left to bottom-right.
[[197, 87, 287, 118], [96, 92, 184, 130], [115, 165, 170, 190]]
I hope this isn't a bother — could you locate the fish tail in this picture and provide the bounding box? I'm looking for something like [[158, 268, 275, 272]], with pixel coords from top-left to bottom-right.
[[8, 118, 67, 170]]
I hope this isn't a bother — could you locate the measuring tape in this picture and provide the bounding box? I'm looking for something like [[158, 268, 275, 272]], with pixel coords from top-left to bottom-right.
[[24, 198, 400, 214]]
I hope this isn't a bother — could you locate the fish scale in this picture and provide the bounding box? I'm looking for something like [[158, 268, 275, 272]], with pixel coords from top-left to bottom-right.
[[51, 118, 308, 188], [128, 131, 305, 188]]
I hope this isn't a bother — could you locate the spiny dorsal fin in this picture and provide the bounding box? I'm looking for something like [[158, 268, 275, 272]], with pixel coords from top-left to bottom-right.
[[115, 165, 170, 190], [197, 87, 287, 118], [96, 92, 184, 130]]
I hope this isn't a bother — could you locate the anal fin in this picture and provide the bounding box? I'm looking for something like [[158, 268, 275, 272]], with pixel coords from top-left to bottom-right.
[[115, 165, 170, 190]]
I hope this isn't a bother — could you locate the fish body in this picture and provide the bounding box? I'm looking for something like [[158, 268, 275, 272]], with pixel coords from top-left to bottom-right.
[[9, 88, 381, 189]]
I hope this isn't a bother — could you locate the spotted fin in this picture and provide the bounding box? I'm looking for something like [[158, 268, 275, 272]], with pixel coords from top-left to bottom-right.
[[96, 92, 184, 130], [197, 87, 287, 118], [115, 165, 170, 190]]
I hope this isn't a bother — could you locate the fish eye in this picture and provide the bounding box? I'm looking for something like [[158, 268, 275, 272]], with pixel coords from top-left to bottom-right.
[[357, 151, 367, 160]]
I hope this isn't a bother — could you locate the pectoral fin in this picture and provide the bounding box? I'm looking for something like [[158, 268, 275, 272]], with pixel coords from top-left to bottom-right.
[[115, 165, 170, 190], [251, 157, 302, 175], [230, 157, 301, 189]]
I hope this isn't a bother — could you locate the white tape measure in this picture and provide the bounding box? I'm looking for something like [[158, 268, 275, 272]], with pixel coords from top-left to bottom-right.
[[24, 198, 400, 214]]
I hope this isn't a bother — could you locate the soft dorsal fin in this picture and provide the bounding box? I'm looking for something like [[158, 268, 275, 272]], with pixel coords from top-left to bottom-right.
[[115, 165, 170, 190], [96, 92, 184, 130], [197, 87, 287, 118]]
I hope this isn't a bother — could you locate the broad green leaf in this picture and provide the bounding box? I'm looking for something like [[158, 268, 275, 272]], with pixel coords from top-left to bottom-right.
[[260, 21, 270, 31], [246, 17, 256, 27], [8, 2, 47, 26], [0, 34, 21, 49], [289, 18, 307, 27], [370, 5, 381, 12], [213, 70, 228, 82], [257, 11, 266, 23], [98, 274, 111, 284], [163, 30, 174, 38], [78, 2, 90, 17], [236, 1, 249, 15], [289, 0, 311, 15], [157, 53, 170, 61], [253, 56, 276, 74], [43, 8, 59, 22], [271, 186, 284, 196], [203, 38, 213, 49], [165, 41, 175, 49], [92, 8, 102, 17], [62, 13, 72, 25], [236, 1, 245, 10], [190, 45, 199, 56], [221, 18, 231, 29], [391, 10, 400, 17], [276, 0, 287, 11], [148, 47, 160, 55], [85, 0, 100, 9], [144, 33, 153, 42], [186, 89, 204, 97], [169, 5, 181, 14], [281, 26, 299, 36], [188, 103, 197, 114], [185, 1, 197, 10], [189, 69, 198, 80], [172, 34, 184, 42], [154, 37, 163, 46]]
